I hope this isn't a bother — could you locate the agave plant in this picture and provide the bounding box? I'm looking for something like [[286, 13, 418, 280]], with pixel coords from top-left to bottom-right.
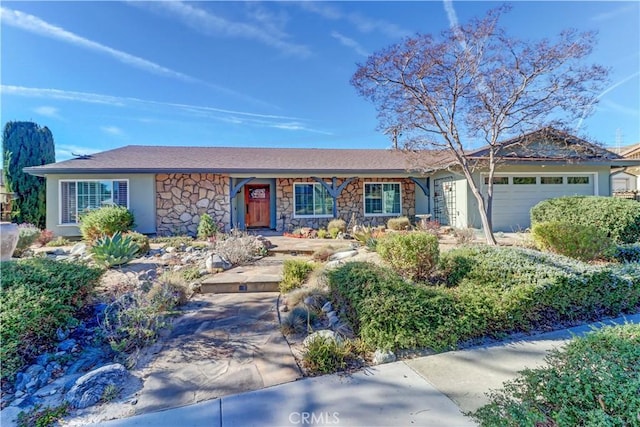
[[91, 231, 140, 268]]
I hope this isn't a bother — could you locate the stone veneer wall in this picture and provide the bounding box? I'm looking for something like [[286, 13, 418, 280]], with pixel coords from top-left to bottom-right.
[[156, 173, 230, 236], [276, 177, 415, 232]]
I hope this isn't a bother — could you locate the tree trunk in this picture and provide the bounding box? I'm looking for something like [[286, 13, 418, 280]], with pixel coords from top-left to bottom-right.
[[470, 186, 498, 245]]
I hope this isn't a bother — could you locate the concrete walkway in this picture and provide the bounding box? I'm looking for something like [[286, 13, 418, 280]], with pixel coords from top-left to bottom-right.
[[100, 313, 639, 427]]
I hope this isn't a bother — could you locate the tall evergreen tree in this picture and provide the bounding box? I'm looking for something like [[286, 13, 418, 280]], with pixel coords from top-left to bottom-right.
[[2, 121, 55, 228]]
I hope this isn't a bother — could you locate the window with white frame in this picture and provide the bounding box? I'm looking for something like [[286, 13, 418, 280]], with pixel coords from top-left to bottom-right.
[[364, 182, 401, 215], [60, 180, 128, 224], [294, 183, 333, 217]]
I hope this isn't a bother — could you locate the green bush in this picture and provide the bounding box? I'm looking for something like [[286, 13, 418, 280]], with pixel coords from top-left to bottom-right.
[[327, 218, 346, 236], [280, 259, 315, 293], [328, 262, 460, 351], [91, 231, 139, 268], [387, 216, 410, 231], [197, 213, 218, 240], [14, 223, 41, 257], [472, 323, 640, 426], [328, 247, 640, 352], [302, 335, 351, 375], [531, 221, 614, 261], [316, 228, 328, 239], [614, 243, 640, 263], [530, 196, 640, 243], [79, 206, 135, 242], [46, 236, 72, 247], [376, 232, 439, 282], [0, 258, 103, 383], [125, 231, 150, 256]]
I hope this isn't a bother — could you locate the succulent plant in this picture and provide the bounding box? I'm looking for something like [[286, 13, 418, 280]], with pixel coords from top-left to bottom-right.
[[91, 231, 140, 268]]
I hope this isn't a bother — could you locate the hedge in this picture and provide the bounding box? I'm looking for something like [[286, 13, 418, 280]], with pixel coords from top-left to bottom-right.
[[328, 247, 640, 352], [530, 196, 640, 243]]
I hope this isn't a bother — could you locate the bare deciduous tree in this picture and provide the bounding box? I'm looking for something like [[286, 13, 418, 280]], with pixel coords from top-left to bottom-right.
[[351, 6, 608, 244]]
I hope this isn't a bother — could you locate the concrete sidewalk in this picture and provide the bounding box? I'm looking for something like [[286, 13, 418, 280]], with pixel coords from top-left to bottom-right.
[[100, 313, 639, 427]]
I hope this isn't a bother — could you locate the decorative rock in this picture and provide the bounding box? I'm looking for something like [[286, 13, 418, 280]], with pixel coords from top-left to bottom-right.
[[165, 246, 177, 253], [321, 301, 333, 313], [0, 222, 19, 261], [70, 242, 87, 257], [303, 330, 343, 347], [328, 250, 358, 261], [206, 254, 231, 271], [372, 349, 397, 365], [65, 363, 130, 409]]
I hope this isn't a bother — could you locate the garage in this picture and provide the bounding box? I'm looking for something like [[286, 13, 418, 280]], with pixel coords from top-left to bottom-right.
[[483, 174, 596, 232]]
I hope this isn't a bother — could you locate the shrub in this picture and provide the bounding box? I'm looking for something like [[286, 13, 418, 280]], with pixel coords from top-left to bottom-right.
[[17, 403, 70, 427], [376, 232, 439, 282], [387, 216, 411, 231], [148, 272, 190, 310], [328, 247, 640, 352], [281, 306, 315, 335], [46, 236, 72, 247], [328, 262, 460, 351], [285, 287, 329, 311], [91, 231, 139, 268], [0, 258, 103, 383], [14, 223, 41, 257], [316, 228, 328, 239], [79, 205, 135, 242], [531, 221, 614, 261], [530, 196, 640, 243], [614, 243, 640, 263], [302, 335, 351, 375], [35, 229, 54, 246], [197, 213, 218, 240], [453, 227, 475, 244], [327, 218, 346, 236], [125, 231, 150, 256], [280, 259, 316, 293], [213, 230, 261, 265], [312, 245, 335, 262], [472, 323, 640, 426]]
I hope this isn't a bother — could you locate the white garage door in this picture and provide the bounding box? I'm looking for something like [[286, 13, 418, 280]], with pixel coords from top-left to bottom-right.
[[483, 174, 595, 232]]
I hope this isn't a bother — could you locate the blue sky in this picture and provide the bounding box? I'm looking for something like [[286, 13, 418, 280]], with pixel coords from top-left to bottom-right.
[[1, 1, 638, 161]]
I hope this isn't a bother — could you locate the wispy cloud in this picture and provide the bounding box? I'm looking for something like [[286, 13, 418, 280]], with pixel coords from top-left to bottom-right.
[[33, 105, 61, 119], [0, 6, 201, 83], [130, 1, 311, 58], [600, 99, 640, 117], [100, 126, 124, 136], [298, 2, 410, 39], [1, 85, 329, 134], [0, 6, 273, 107], [591, 4, 638, 22], [330, 31, 369, 57], [270, 122, 333, 135], [575, 71, 640, 132]]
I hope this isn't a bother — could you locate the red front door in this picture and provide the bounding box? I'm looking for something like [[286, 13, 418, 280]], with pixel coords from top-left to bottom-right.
[[245, 185, 270, 228]]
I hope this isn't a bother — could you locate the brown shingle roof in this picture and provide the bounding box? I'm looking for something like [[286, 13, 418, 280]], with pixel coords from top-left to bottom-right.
[[25, 145, 439, 176]]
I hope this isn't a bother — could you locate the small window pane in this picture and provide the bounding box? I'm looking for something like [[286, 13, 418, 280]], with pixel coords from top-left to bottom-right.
[[568, 176, 589, 184], [484, 176, 508, 184], [513, 177, 536, 185], [541, 177, 563, 184], [365, 183, 400, 215]]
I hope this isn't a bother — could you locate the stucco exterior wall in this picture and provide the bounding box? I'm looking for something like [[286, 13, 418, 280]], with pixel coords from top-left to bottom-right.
[[275, 177, 415, 232], [156, 173, 230, 236], [45, 174, 156, 237]]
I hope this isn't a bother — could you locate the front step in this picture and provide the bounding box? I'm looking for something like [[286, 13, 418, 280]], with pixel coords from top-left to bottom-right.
[[199, 263, 283, 294], [200, 281, 280, 294]]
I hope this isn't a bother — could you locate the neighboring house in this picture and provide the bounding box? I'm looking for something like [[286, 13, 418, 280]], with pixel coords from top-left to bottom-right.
[[24, 128, 640, 236], [611, 143, 640, 192]]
